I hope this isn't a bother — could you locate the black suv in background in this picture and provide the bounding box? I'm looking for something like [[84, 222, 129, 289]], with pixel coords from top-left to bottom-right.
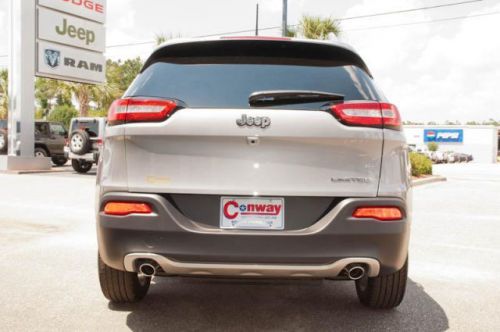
[[0, 120, 68, 166]]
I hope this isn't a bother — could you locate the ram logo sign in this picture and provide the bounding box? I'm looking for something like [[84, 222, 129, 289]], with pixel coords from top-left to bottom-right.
[[44, 49, 61, 68], [424, 129, 464, 143]]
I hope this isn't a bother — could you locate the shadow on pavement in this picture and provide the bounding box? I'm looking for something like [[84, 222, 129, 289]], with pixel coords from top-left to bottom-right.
[[109, 277, 448, 331]]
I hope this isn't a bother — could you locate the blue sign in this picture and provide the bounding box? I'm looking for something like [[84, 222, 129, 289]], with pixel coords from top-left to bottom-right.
[[424, 129, 463, 143]]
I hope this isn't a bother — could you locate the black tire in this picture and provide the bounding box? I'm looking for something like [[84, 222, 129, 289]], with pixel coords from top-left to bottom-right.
[[69, 130, 91, 155], [0, 130, 7, 153], [355, 258, 408, 309], [98, 254, 151, 303], [51, 156, 68, 166], [71, 159, 93, 173], [34, 147, 49, 158]]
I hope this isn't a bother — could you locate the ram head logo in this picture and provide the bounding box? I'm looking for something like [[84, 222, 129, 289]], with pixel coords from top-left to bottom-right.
[[44, 49, 61, 68]]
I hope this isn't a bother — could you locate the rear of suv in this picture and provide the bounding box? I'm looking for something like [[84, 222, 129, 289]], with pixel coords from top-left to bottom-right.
[[96, 37, 411, 309], [66, 117, 106, 173]]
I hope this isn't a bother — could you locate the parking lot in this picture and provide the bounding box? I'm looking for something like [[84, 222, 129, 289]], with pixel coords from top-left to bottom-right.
[[0, 163, 499, 331]]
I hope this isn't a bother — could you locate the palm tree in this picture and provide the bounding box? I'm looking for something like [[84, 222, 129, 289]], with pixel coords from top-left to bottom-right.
[[0, 69, 8, 119], [63, 82, 118, 117], [298, 15, 341, 40], [155, 33, 168, 46]]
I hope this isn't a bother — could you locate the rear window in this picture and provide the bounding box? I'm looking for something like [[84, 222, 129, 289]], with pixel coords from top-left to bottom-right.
[[71, 120, 100, 136], [126, 58, 383, 110]]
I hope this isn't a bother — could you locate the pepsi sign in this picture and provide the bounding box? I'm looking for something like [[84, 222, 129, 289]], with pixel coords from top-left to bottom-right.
[[424, 129, 463, 143]]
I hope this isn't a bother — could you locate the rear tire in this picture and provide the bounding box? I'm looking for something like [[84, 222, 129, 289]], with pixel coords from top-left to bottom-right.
[[34, 147, 48, 158], [71, 159, 92, 173], [98, 254, 151, 303], [355, 258, 408, 309], [0, 131, 7, 153]]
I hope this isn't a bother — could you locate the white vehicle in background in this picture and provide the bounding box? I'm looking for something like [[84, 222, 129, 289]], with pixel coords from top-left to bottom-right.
[[445, 152, 456, 163], [430, 151, 447, 164], [65, 117, 106, 173]]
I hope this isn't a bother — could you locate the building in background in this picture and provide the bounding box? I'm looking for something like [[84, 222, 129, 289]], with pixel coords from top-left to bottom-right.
[[404, 125, 499, 163]]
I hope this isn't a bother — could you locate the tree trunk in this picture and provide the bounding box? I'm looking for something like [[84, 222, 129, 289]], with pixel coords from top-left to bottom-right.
[[78, 91, 90, 117]]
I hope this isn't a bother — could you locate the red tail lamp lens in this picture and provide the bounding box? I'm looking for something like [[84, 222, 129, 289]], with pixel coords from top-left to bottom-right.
[[104, 202, 153, 216], [352, 206, 403, 221], [107, 98, 178, 126], [330, 102, 401, 130]]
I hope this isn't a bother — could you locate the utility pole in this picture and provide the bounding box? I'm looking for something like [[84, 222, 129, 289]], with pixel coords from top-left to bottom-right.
[[255, 3, 259, 36], [282, 0, 288, 36]]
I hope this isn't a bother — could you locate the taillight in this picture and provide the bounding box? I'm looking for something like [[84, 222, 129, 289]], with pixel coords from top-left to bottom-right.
[[352, 206, 403, 221], [104, 201, 153, 216], [330, 102, 401, 130], [107, 98, 178, 126]]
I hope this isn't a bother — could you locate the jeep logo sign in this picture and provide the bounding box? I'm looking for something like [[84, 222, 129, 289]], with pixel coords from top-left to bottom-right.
[[236, 114, 271, 128], [38, 7, 105, 52], [37, 41, 105, 84]]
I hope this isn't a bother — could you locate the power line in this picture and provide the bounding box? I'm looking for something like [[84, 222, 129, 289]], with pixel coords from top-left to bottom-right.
[[344, 11, 499, 32], [339, 0, 483, 21], [0, 0, 488, 53], [191, 0, 486, 39]]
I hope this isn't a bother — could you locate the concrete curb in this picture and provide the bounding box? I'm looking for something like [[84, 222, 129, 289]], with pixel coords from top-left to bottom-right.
[[0, 166, 72, 175], [412, 175, 447, 187]]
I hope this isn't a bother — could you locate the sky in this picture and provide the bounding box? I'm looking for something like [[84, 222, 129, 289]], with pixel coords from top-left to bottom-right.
[[0, 0, 498, 122]]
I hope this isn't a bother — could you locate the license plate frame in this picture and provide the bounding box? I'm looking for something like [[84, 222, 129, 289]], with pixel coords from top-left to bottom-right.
[[220, 197, 285, 230]]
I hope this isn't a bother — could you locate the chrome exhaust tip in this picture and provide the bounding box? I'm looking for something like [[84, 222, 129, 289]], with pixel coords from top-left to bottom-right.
[[345, 265, 366, 280], [138, 263, 156, 277]]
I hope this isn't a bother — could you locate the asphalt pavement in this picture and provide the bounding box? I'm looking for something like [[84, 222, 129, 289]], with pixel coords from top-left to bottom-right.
[[0, 163, 499, 331]]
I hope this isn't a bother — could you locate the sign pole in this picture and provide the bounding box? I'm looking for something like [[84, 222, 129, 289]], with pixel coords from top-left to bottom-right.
[[0, 0, 50, 171]]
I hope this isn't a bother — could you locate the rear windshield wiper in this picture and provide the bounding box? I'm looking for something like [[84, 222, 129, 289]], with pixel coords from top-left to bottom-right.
[[249, 90, 344, 107]]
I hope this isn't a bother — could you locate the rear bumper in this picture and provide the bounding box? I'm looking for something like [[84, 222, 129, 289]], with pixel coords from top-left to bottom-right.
[[66, 151, 99, 163], [97, 193, 410, 277]]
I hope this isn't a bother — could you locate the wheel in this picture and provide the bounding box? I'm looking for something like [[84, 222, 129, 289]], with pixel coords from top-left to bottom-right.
[[355, 258, 408, 309], [0, 131, 7, 153], [71, 159, 93, 173], [34, 147, 48, 158], [51, 156, 68, 166], [69, 130, 91, 155], [98, 253, 150, 303]]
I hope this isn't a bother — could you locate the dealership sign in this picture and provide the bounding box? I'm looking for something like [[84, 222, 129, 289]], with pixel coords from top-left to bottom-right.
[[36, 0, 106, 84], [38, 0, 106, 23], [37, 41, 105, 83], [38, 7, 105, 53], [424, 129, 464, 143]]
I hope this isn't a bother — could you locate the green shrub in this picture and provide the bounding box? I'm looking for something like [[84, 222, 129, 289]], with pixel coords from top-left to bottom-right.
[[409, 152, 433, 177], [427, 142, 438, 152], [47, 104, 78, 130]]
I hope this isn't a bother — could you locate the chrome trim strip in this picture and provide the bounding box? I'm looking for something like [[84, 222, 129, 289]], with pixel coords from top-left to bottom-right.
[[124, 253, 380, 278]]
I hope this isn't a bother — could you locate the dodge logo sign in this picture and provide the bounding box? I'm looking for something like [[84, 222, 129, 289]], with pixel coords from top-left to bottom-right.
[[44, 49, 61, 68]]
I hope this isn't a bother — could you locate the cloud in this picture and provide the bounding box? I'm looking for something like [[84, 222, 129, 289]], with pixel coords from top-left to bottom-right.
[[342, 0, 500, 122]]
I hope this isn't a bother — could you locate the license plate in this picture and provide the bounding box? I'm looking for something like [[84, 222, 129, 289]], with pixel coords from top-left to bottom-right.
[[220, 197, 285, 230]]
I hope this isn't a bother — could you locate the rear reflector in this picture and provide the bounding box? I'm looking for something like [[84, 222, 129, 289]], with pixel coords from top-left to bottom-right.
[[104, 202, 153, 216], [330, 102, 401, 130], [352, 206, 403, 221], [107, 98, 178, 126]]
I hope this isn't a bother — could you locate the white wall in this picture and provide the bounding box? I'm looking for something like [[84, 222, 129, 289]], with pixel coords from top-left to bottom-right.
[[404, 125, 498, 163]]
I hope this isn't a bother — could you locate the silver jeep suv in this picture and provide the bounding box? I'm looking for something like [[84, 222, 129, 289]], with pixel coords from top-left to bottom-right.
[[96, 37, 411, 309]]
